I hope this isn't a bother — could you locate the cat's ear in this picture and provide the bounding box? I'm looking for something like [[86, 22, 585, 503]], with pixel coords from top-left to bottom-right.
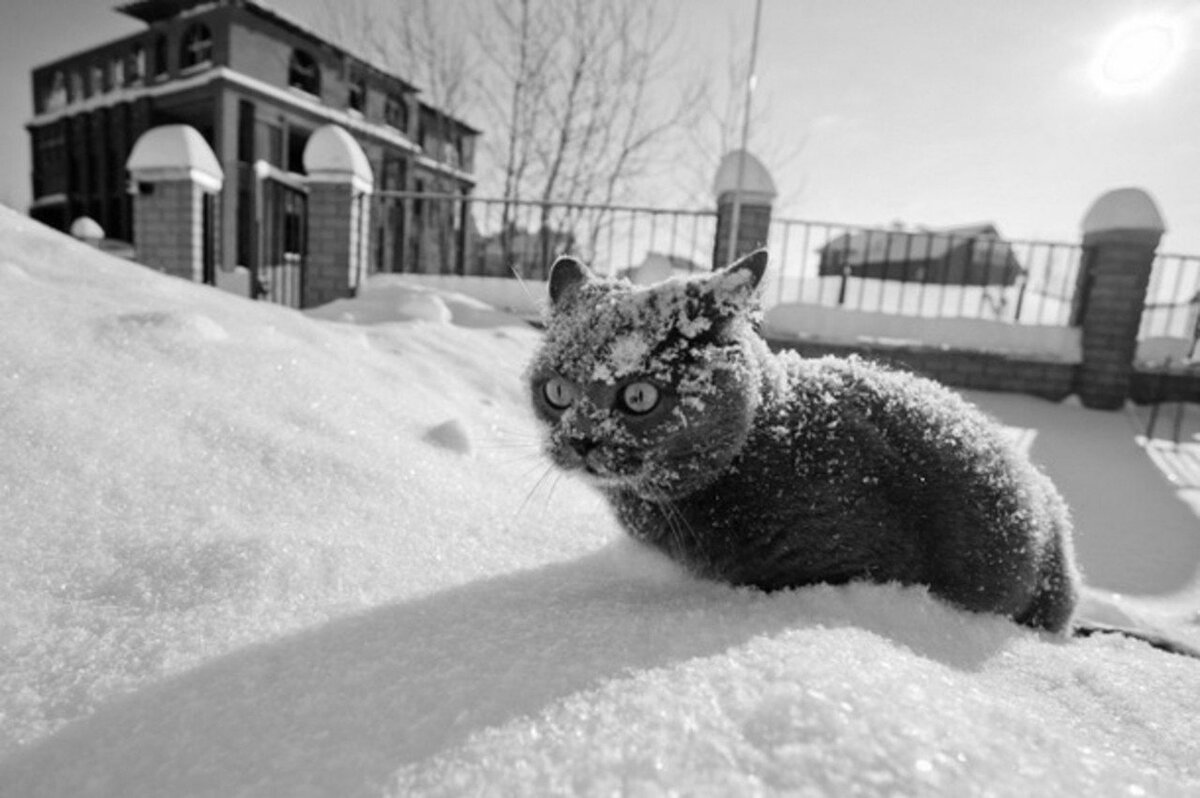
[[548, 256, 593, 310], [711, 248, 768, 304]]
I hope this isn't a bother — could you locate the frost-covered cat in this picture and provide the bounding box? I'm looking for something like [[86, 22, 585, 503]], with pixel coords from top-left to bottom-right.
[[528, 249, 1080, 634]]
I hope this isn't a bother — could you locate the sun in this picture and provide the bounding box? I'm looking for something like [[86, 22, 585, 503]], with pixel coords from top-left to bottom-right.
[[1092, 15, 1185, 95]]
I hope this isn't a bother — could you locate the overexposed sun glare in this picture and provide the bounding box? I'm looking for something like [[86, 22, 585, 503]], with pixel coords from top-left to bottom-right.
[[1092, 15, 1184, 95]]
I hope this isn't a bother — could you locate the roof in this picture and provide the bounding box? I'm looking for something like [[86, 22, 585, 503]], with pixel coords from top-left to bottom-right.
[[419, 101, 482, 136], [116, 0, 215, 23], [115, 0, 419, 95], [112, 0, 481, 133]]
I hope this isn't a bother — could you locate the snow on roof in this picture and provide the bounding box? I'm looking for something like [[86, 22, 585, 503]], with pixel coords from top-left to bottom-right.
[[125, 123, 223, 190], [302, 124, 374, 190], [1082, 187, 1167, 237], [713, 149, 777, 202]]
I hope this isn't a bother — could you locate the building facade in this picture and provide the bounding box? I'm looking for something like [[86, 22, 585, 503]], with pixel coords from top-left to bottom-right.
[[27, 0, 478, 283]]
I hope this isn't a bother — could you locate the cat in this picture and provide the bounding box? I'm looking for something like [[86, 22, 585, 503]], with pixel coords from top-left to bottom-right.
[[527, 248, 1081, 635]]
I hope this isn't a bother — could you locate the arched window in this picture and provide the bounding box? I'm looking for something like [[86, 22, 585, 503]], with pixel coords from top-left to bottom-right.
[[154, 34, 169, 77], [287, 50, 320, 95], [181, 23, 213, 69], [384, 93, 408, 132]]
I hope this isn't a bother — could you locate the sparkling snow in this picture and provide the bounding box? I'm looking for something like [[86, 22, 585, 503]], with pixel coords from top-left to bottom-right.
[[1, 205, 1199, 796]]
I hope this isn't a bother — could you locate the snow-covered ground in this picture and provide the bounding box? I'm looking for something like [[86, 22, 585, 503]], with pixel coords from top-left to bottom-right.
[[1, 205, 1199, 796]]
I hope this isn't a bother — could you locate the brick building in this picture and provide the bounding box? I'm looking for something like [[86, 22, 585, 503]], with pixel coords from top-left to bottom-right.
[[26, 0, 478, 281]]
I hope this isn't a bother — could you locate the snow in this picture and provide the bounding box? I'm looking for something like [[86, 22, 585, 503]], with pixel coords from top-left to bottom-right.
[[1, 205, 1199, 796]]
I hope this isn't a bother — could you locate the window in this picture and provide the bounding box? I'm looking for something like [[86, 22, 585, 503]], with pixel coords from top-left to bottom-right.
[[90, 63, 105, 95], [287, 126, 308, 174], [382, 156, 406, 190], [384, 93, 407, 132], [111, 56, 125, 88], [43, 71, 67, 112], [127, 45, 146, 84], [257, 120, 283, 167], [287, 50, 320, 95], [181, 23, 213, 70], [68, 70, 83, 103], [153, 34, 169, 77], [237, 99, 255, 164], [348, 72, 366, 113]]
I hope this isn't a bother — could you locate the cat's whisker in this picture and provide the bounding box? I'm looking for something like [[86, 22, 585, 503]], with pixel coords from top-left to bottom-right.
[[546, 471, 565, 505], [644, 483, 695, 558], [514, 463, 556, 518], [514, 457, 557, 487]]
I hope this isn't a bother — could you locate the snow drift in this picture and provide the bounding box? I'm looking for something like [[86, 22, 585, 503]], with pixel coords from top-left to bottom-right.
[[1, 206, 1198, 796]]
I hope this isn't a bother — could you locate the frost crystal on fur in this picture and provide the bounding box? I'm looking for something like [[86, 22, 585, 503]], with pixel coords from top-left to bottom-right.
[[528, 249, 1080, 635]]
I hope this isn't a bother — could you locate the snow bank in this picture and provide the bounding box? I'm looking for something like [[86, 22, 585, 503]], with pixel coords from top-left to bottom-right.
[[1, 207, 1199, 796]]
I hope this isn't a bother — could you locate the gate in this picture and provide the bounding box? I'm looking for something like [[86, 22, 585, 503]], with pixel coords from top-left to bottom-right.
[[255, 166, 308, 308]]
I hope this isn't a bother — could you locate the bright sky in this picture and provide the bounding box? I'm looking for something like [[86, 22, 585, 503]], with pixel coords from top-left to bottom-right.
[[3, 1, 1200, 252]]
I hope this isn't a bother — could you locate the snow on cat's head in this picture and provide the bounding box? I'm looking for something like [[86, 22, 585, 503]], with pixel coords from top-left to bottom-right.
[[526, 250, 770, 498]]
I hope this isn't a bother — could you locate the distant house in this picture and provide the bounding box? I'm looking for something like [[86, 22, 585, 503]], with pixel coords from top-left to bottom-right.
[[618, 252, 704, 285], [818, 223, 1023, 286], [26, 0, 478, 278]]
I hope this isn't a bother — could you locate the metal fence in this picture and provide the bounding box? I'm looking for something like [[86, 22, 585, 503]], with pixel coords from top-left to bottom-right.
[[764, 219, 1083, 326], [367, 192, 1200, 335], [1140, 251, 1200, 342], [371, 191, 716, 281]]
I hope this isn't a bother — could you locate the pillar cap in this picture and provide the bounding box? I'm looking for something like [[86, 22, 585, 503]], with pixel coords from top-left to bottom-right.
[[303, 124, 374, 192], [1082, 187, 1166, 237], [713, 150, 776, 204], [126, 124, 223, 192]]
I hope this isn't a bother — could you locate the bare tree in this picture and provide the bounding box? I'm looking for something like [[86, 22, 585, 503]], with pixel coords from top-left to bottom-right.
[[314, 0, 473, 122], [474, 0, 703, 273], [677, 17, 809, 214]]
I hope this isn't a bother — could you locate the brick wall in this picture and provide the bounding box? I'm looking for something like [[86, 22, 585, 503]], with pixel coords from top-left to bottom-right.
[[767, 337, 1078, 401], [713, 199, 770, 269]]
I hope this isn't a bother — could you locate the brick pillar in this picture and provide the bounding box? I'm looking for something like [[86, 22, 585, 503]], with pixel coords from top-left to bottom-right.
[[1073, 188, 1166, 410], [302, 125, 374, 309], [303, 181, 372, 308], [130, 180, 214, 281], [711, 150, 776, 269], [126, 125, 223, 283]]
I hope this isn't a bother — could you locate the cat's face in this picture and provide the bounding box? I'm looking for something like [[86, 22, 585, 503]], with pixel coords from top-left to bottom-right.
[[528, 251, 769, 500]]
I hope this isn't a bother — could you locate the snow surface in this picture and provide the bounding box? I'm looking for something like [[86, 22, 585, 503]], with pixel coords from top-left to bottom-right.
[[1, 205, 1200, 796]]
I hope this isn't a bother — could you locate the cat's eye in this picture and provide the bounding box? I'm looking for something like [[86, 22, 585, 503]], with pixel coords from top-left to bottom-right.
[[620, 381, 660, 415], [543, 377, 577, 410]]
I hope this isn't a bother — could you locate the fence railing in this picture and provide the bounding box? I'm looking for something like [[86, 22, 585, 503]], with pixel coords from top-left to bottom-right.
[[368, 192, 1200, 334], [1140, 251, 1200, 342], [371, 191, 716, 282], [764, 219, 1083, 326]]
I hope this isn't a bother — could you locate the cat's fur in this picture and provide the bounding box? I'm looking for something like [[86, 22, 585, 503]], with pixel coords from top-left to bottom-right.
[[528, 249, 1080, 634]]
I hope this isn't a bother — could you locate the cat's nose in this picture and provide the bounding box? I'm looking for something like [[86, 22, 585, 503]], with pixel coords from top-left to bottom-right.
[[569, 437, 597, 457]]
